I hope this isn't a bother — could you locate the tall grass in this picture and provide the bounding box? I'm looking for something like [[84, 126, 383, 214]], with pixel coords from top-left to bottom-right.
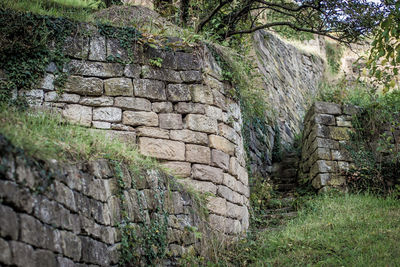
[[220, 193, 400, 266]]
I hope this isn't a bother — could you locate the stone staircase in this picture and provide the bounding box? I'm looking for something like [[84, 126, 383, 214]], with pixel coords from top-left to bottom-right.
[[271, 152, 299, 193]]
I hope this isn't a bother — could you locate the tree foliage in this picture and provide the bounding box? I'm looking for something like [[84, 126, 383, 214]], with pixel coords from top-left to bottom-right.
[[155, 0, 395, 43]]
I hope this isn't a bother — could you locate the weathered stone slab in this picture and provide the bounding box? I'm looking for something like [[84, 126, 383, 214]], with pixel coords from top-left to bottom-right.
[[170, 129, 208, 145], [186, 114, 218, 134], [89, 36, 106, 61], [65, 60, 124, 77], [80, 236, 110, 266], [167, 84, 191, 102], [124, 64, 141, 78], [186, 144, 211, 164], [159, 113, 183, 130], [104, 78, 133, 96], [314, 101, 341, 115], [64, 76, 103, 96], [137, 126, 169, 139], [191, 164, 223, 184], [39, 74, 55, 90], [104, 130, 137, 145], [0, 238, 11, 265], [63, 35, 89, 59], [175, 52, 200, 70], [45, 92, 80, 103], [152, 102, 173, 113], [315, 114, 336, 125], [180, 70, 202, 82], [0, 204, 18, 240], [139, 137, 185, 160], [211, 149, 229, 170], [226, 202, 246, 220], [218, 185, 243, 205], [218, 123, 239, 144], [162, 161, 191, 177], [93, 107, 122, 122], [209, 135, 235, 155], [205, 105, 223, 121], [229, 157, 239, 177], [237, 165, 248, 186], [206, 197, 227, 216], [329, 126, 350, 141], [213, 89, 227, 110], [122, 111, 158, 126], [181, 179, 217, 194], [133, 79, 166, 100], [62, 104, 92, 127], [190, 84, 213, 104], [115, 97, 151, 111], [174, 102, 205, 114], [10, 241, 34, 267], [142, 65, 182, 82], [79, 96, 113, 106]]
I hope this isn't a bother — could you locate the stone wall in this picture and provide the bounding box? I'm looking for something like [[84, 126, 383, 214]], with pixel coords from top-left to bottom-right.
[[18, 26, 249, 235], [299, 101, 358, 191], [0, 135, 210, 266]]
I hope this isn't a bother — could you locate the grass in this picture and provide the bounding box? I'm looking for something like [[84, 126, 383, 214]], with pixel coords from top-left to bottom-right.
[[0, 0, 101, 22], [219, 193, 400, 266], [0, 105, 158, 170]]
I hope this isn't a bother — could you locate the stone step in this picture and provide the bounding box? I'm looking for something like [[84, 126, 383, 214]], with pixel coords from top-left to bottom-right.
[[265, 206, 294, 214], [277, 183, 297, 191], [263, 211, 298, 220], [280, 157, 299, 165], [281, 168, 298, 178]]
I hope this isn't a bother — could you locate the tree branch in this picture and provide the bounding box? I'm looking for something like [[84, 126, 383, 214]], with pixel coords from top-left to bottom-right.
[[195, 0, 232, 33]]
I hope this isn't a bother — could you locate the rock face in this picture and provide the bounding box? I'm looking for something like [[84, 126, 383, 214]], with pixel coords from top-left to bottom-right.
[[0, 135, 207, 266], [299, 101, 356, 191], [19, 28, 250, 242]]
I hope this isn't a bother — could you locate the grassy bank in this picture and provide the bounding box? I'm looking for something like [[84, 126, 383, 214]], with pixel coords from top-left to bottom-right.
[[222, 193, 400, 266]]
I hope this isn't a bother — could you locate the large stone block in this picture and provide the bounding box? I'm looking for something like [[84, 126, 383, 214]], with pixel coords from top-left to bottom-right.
[[0, 238, 11, 265], [62, 104, 92, 127], [104, 130, 137, 145], [206, 197, 227, 216], [104, 78, 133, 96], [229, 157, 239, 177], [314, 114, 336, 125], [159, 113, 183, 130], [217, 185, 243, 205], [329, 126, 350, 141], [124, 64, 141, 78], [133, 79, 166, 100], [209, 135, 235, 155], [79, 96, 113, 106], [93, 107, 122, 122], [142, 65, 182, 82], [63, 35, 89, 59], [122, 111, 158, 126], [167, 84, 191, 102], [191, 164, 223, 184], [64, 76, 103, 96], [161, 161, 191, 178], [152, 102, 173, 113], [80, 236, 110, 265], [170, 129, 208, 145], [39, 73, 55, 90], [34, 250, 57, 267], [237, 165, 248, 186], [139, 137, 185, 160], [89, 36, 106, 61], [0, 204, 18, 240], [186, 144, 211, 164], [60, 230, 81, 261], [65, 60, 124, 77], [180, 70, 202, 82], [115, 97, 151, 111], [226, 202, 247, 220], [190, 84, 213, 104], [218, 123, 239, 144], [211, 149, 229, 170], [186, 114, 218, 134], [175, 52, 200, 70], [137, 126, 169, 139], [180, 179, 217, 194], [10, 241, 34, 267], [314, 101, 341, 115], [205, 105, 223, 120], [174, 102, 205, 114]]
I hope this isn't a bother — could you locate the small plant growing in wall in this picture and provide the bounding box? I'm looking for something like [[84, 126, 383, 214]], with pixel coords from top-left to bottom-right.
[[149, 57, 163, 68]]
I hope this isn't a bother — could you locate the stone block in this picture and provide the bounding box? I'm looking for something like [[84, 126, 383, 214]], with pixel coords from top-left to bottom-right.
[[336, 116, 352, 127], [218, 123, 239, 144], [115, 97, 151, 111], [0, 204, 18, 240], [122, 111, 158, 126], [226, 202, 246, 220], [237, 165, 248, 186], [60, 230, 81, 261], [133, 79, 166, 100], [124, 64, 141, 78], [180, 179, 217, 194], [64, 76, 103, 96], [162, 161, 191, 178], [236, 181, 249, 197], [165, 191, 184, 214], [10, 241, 34, 267], [53, 181, 77, 211], [167, 84, 191, 102], [104, 130, 137, 145], [142, 65, 182, 82], [211, 149, 229, 170], [208, 214, 225, 232], [104, 78, 133, 96], [0, 238, 11, 265], [159, 113, 183, 129], [89, 35, 106, 61], [314, 101, 341, 115], [343, 104, 360, 115], [175, 52, 200, 70], [222, 173, 238, 191], [57, 256, 75, 267], [80, 236, 110, 266], [63, 35, 89, 59], [93, 107, 122, 122], [213, 89, 227, 110], [62, 104, 92, 127], [139, 137, 185, 160], [152, 102, 173, 113], [79, 96, 113, 106], [191, 164, 223, 184], [206, 197, 227, 216], [92, 121, 111, 129], [329, 126, 350, 141], [39, 73, 55, 90], [205, 105, 223, 121], [315, 114, 336, 125], [137, 126, 169, 139], [209, 135, 235, 155], [186, 144, 211, 164], [312, 173, 331, 189], [186, 114, 218, 134], [174, 102, 205, 114], [229, 157, 239, 177], [0, 181, 34, 213], [316, 124, 331, 139], [180, 70, 202, 82], [331, 149, 351, 161], [218, 185, 243, 205], [190, 84, 213, 104], [65, 60, 124, 77], [315, 137, 340, 150], [170, 129, 208, 145]]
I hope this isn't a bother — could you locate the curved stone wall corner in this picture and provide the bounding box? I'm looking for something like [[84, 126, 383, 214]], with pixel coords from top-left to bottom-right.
[[21, 31, 250, 235]]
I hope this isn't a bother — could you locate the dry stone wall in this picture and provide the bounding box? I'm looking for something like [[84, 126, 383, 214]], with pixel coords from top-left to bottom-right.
[[0, 135, 207, 266], [299, 101, 358, 191], [20, 28, 249, 235]]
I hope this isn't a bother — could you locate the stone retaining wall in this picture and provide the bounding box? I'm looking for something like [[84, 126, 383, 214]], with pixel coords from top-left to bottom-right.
[[0, 135, 209, 266], [18, 27, 249, 235], [299, 101, 357, 191]]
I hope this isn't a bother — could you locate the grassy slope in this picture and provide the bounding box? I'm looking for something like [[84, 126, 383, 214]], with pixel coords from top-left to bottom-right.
[[225, 193, 400, 267]]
